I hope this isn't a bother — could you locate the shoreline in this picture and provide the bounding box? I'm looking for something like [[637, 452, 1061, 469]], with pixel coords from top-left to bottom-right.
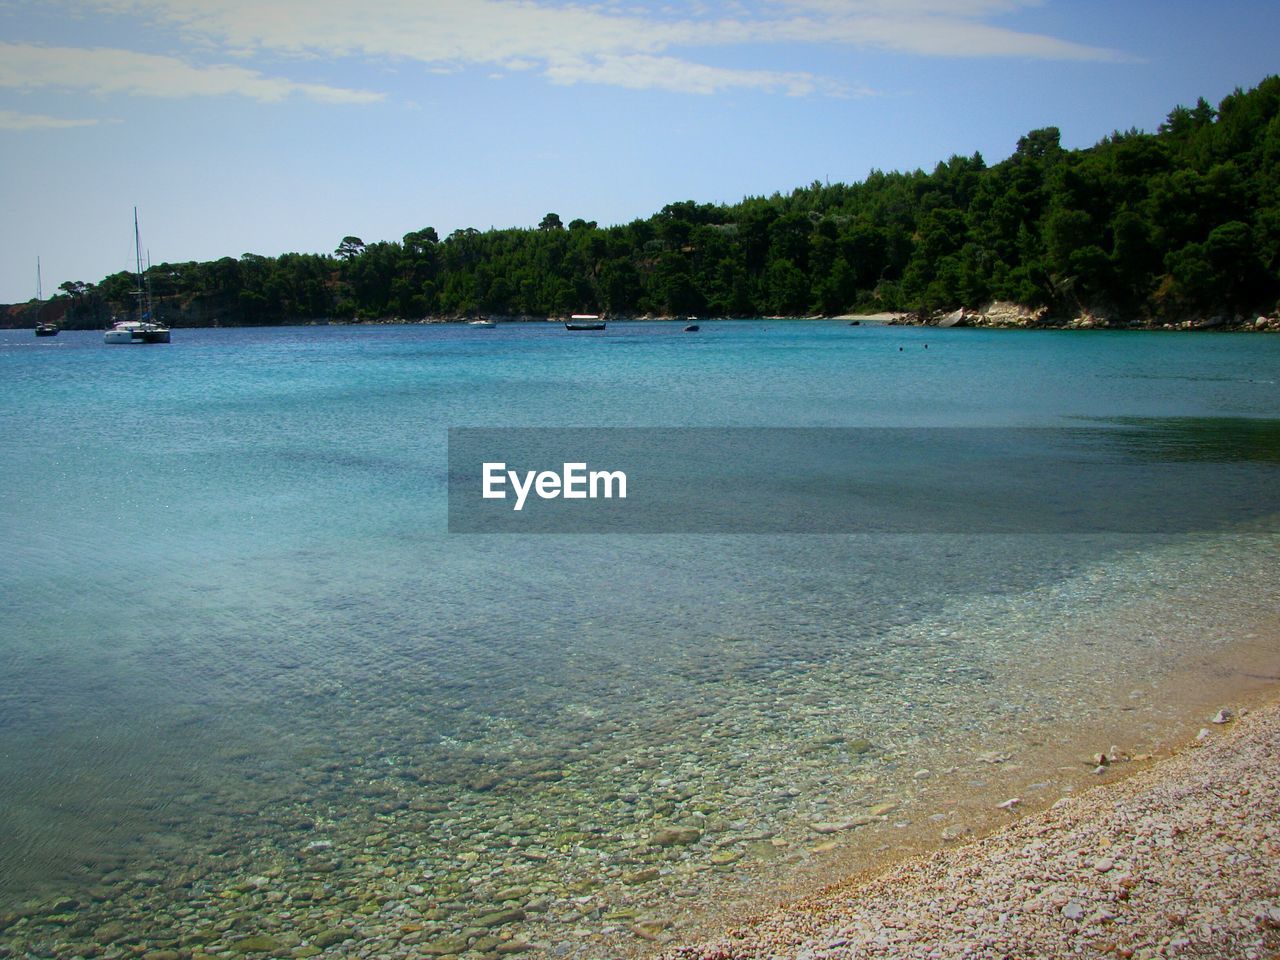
[[5, 310, 1279, 334], [658, 687, 1280, 960]]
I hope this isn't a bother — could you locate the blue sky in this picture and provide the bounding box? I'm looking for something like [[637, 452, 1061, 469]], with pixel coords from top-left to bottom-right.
[[2, 0, 1277, 304]]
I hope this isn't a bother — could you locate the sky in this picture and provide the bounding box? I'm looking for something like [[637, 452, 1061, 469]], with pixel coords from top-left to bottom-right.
[[1, 0, 1278, 304]]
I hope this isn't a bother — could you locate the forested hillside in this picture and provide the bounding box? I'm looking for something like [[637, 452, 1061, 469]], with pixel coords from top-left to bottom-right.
[[12, 76, 1280, 329]]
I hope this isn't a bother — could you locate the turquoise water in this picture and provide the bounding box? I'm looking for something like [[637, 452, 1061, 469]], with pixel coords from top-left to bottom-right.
[[2, 322, 1279, 957]]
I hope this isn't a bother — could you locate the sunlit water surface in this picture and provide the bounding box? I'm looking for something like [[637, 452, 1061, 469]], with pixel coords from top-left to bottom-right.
[[2, 322, 1278, 957]]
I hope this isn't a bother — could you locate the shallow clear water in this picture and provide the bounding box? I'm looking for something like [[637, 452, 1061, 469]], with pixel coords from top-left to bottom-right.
[[1, 322, 1279, 956]]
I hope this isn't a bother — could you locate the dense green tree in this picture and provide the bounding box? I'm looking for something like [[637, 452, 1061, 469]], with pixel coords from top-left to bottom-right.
[[335, 236, 365, 260]]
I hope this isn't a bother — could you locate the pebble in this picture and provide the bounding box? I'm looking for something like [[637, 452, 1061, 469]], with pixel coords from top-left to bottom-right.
[[93, 922, 127, 944], [632, 918, 671, 941], [811, 819, 866, 834], [310, 927, 353, 948], [420, 935, 469, 955], [475, 908, 525, 928], [652, 826, 702, 847]]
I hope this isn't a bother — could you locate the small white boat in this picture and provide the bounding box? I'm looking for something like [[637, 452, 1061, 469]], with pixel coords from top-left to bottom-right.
[[565, 313, 605, 331], [33, 258, 59, 336], [468, 317, 495, 328], [105, 319, 171, 344]]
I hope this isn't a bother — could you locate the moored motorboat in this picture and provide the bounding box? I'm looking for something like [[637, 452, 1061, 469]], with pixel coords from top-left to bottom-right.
[[565, 314, 605, 331], [468, 317, 496, 328], [35, 322, 59, 337]]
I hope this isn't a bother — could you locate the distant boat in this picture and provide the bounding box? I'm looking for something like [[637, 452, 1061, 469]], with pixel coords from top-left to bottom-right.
[[34, 258, 58, 336], [105, 210, 170, 345], [104, 319, 171, 344], [468, 317, 495, 328], [565, 314, 605, 331], [683, 323, 699, 332], [848, 320, 861, 326]]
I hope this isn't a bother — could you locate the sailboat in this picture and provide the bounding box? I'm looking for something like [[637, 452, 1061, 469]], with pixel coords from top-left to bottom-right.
[[104, 209, 171, 344], [34, 258, 58, 336]]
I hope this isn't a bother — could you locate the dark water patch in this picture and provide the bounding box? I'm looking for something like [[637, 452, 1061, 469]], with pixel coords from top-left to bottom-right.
[[1100, 416, 1280, 463]]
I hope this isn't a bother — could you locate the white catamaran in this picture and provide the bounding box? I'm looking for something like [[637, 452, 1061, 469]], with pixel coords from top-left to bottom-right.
[[105, 209, 171, 344]]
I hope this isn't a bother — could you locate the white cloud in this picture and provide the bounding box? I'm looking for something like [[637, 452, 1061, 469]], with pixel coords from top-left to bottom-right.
[[76, 0, 810, 95], [0, 108, 102, 130], [777, 0, 1036, 14], [544, 54, 840, 96], [751, 0, 1123, 60], [0, 42, 384, 104], [791, 13, 1124, 60], [44, 0, 1126, 99], [86, 0, 686, 62]]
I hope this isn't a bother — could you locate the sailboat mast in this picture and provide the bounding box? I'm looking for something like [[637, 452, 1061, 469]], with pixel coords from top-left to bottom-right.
[[37, 256, 42, 302], [134, 206, 145, 321], [145, 249, 155, 322]]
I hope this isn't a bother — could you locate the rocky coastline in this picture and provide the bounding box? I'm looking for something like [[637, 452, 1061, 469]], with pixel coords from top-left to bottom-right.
[[877, 300, 1280, 332]]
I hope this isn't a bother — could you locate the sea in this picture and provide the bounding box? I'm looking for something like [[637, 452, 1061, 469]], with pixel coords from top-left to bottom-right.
[[2, 321, 1279, 957]]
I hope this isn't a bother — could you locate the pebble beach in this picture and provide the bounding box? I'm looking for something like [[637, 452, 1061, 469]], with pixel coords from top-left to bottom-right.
[[663, 698, 1280, 960]]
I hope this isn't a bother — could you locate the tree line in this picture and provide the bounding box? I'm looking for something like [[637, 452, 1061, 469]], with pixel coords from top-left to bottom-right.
[[32, 75, 1280, 328]]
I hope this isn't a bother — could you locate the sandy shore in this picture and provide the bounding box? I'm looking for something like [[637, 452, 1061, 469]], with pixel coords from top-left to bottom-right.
[[662, 700, 1280, 960]]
